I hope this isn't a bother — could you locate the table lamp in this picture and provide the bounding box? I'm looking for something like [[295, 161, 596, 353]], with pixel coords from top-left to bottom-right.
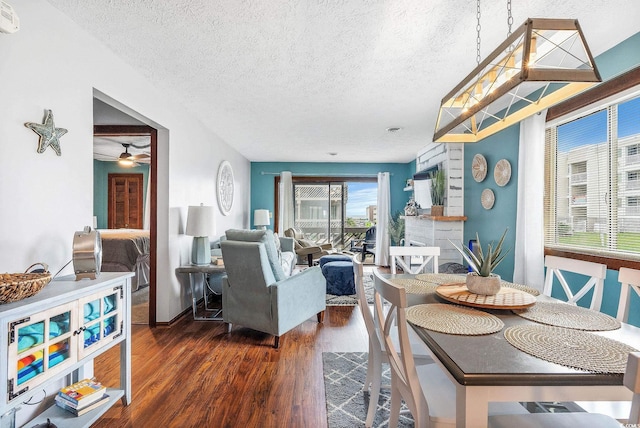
[[186, 204, 214, 265], [254, 209, 270, 230]]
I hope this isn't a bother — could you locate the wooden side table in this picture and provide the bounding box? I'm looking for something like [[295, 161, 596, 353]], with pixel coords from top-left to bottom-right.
[[175, 264, 225, 321]]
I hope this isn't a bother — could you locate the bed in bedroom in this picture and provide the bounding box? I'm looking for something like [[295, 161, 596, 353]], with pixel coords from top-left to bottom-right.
[[99, 229, 150, 291]]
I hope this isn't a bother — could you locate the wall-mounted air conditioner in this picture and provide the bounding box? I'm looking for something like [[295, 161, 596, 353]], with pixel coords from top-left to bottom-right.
[[0, 1, 19, 34]]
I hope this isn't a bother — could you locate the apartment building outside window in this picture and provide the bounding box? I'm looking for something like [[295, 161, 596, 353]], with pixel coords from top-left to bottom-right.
[[545, 93, 640, 260]]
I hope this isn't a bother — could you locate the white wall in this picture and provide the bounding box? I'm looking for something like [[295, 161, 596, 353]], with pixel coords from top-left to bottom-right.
[[0, 0, 250, 323]]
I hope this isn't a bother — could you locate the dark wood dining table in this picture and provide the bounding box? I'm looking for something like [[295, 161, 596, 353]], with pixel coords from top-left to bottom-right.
[[387, 273, 640, 428]]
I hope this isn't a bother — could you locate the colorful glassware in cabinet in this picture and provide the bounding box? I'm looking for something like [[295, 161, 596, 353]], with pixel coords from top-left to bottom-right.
[[77, 287, 123, 359], [6, 303, 76, 402]]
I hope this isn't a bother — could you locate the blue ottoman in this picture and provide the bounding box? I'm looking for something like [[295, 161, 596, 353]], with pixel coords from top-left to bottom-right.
[[321, 261, 355, 296], [319, 254, 353, 268]]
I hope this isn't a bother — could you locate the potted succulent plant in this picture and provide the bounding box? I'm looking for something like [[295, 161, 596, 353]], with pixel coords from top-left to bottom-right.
[[430, 169, 445, 216], [449, 229, 510, 295]]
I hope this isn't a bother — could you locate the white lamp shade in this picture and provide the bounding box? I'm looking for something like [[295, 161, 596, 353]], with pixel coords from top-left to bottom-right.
[[186, 205, 214, 237], [254, 209, 270, 227]]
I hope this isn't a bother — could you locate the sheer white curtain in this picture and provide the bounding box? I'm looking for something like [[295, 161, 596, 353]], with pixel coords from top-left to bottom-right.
[[375, 172, 390, 266], [513, 112, 546, 290], [278, 171, 294, 233]]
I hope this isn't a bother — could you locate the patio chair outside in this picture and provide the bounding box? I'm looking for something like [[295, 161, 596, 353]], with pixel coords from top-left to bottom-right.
[[350, 226, 376, 263]]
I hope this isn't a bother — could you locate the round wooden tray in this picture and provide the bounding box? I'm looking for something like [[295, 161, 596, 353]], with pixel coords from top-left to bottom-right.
[[435, 284, 536, 310]]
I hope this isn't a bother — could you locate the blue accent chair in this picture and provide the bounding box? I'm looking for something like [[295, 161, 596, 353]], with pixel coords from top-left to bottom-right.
[[221, 229, 326, 348]]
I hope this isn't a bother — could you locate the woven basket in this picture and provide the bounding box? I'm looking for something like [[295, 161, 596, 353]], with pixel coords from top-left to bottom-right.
[[0, 263, 51, 304]]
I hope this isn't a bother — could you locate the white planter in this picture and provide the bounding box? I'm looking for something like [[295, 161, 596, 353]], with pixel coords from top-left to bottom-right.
[[466, 272, 501, 295]]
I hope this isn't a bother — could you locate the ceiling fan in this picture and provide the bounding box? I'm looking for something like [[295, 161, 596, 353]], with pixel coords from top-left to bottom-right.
[[117, 143, 150, 166], [93, 138, 151, 165]]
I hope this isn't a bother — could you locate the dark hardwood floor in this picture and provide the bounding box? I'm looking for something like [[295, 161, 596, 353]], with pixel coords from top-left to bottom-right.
[[93, 297, 370, 427]]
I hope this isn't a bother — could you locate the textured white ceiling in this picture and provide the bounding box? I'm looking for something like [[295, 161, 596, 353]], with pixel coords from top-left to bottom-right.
[[47, 0, 640, 163]]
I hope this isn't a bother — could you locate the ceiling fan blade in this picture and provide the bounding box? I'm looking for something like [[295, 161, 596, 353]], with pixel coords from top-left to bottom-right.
[[130, 153, 150, 160], [93, 151, 117, 161], [129, 143, 151, 149]]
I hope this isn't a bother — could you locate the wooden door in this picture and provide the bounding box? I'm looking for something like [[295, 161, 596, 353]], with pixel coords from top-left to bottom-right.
[[108, 173, 143, 229]]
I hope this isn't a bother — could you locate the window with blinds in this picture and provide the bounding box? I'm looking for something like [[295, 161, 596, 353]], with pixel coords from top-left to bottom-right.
[[545, 93, 640, 259]]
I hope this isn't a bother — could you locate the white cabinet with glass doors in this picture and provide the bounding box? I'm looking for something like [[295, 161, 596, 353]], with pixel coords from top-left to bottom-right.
[[0, 272, 132, 428]]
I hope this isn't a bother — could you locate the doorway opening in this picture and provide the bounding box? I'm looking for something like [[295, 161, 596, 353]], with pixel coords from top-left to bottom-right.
[[93, 122, 157, 327]]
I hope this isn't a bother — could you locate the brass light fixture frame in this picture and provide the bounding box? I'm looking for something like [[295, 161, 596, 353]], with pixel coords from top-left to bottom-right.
[[434, 18, 601, 143]]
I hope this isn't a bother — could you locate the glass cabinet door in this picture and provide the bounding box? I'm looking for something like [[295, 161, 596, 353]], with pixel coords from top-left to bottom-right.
[[6, 303, 77, 402], [77, 287, 124, 359]]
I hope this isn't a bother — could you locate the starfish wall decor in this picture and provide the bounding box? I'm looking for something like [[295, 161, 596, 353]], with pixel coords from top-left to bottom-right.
[[25, 109, 68, 156]]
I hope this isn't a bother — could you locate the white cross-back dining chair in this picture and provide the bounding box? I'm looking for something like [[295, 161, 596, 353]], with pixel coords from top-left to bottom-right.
[[389, 246, 440, 274], [371, 269, 529, 428], [576, 267, 639, 421], [617, 267, 640, 323], [543, 255, 607, 311], [353, 254, 433, 427], [544, 257, 628, 421], [489, 351, 640, 428]]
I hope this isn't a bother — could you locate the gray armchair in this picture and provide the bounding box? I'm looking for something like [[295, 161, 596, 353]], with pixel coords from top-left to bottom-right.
[[221, 229, 326, 348]]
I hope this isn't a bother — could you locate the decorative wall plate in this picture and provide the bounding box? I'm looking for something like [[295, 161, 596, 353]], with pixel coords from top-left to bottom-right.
[[471, 154, 488, 182], [481, 188, 495, 210], [216, 160, 234, 216], [494, 159, 511, 187]]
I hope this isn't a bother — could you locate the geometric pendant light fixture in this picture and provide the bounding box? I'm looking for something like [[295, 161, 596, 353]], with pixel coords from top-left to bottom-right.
[[434, 18, 601, 143]]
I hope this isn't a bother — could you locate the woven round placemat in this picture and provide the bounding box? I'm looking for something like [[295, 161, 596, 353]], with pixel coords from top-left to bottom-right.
[[503, 324, 637, 373], [501, 281, 540, 296], [415, 273, 466, 285], [406, 303, 504, 335], [389, 278, 437, 295], [513, 301, 621, 331]]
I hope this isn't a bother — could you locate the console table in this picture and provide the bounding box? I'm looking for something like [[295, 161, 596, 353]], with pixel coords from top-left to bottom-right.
[[175, 264, 226, 321], [0, 272, 132, 428]]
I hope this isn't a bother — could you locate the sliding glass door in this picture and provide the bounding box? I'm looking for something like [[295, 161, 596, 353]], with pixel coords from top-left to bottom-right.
[[293, 180, 377, 249]]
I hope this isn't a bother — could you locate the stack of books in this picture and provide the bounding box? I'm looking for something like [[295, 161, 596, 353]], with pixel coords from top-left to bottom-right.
[[55, 378, 109, 417]]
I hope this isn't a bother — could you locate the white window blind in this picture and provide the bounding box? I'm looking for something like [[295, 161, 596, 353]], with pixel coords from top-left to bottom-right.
[[545, 93, 640, 259]]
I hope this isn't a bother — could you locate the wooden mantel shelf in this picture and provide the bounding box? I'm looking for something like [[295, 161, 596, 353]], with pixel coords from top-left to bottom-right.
[[410, 215, 467, 221]]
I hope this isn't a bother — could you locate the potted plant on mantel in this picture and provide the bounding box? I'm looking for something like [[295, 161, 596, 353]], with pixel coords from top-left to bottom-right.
[[429, 169, 445, 216], [449, 229, 510, 295]]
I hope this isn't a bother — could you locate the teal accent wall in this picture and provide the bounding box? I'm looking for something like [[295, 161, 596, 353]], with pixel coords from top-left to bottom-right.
[[408, 159, 416, 174], [93, 160, 150, 229], [463, 125, 520, 282], [594, 32, 640, 80], [250, 162, 414, 228]]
